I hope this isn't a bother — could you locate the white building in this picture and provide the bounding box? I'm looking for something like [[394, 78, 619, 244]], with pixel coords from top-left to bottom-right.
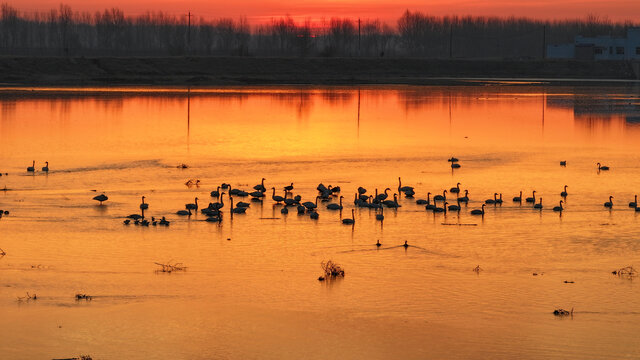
[[547, 28, 640, 60]]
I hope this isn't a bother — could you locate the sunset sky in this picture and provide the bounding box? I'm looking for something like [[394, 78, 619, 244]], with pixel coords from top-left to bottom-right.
[[8, 0, 640, 23]]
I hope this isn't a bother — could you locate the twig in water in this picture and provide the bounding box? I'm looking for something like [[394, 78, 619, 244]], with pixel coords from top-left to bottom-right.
[[154, 262, 187, 273], [612, 266, 637, 278], [318, 260, 345, 281], [553, 308, 574, 316], [75, 294, 92, 301]]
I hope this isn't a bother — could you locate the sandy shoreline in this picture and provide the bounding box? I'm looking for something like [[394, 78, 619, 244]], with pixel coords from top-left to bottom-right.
[[0, 56, 638, 87]]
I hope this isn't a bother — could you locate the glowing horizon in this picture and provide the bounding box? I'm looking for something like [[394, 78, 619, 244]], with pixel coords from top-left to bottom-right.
[[5, 0, 640, 24]]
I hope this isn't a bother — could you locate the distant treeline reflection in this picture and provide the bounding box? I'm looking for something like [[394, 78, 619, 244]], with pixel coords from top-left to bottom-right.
[[0, 5, 638, 59]]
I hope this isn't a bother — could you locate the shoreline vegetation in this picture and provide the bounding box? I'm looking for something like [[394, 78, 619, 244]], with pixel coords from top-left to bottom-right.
[[0, 57, 639, 87]]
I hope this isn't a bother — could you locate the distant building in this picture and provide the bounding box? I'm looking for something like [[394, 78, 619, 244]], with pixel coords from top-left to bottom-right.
[[547, 28, 640, 60]]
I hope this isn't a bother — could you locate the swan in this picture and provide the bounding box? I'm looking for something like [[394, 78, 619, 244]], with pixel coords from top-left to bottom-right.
[[250, 190, 265, 198], [210, 187, 220, 198], [434, 190, 447, 202], [448, 157, 459, 162], [398, 177, 414, 193], [561, 185, 568, 197], [140, 196, 149, 210], [297, 205, 306, 214], [597, 163, 609, 171], [383, 194, 400, 208], [284, 183, 294, 192], [450, 183, 461, 193], [236, 201, 250, 208], [309, 211, 319, 219], [495, 193, 503, 204], [254, 178, 266, 192], [403, 188, 415, 197], [376, 240, 382, 247], [281, 207, 288, 214], [302, 196, 319, 210], [525, 191, 536, 203], [485, 193, 497, 204], [416, 192, 431, 205], [553, 201, 563, 212], [434, 202, 447, 213], [210, 193, 225, 210], [186, 197, 198, 210], [331, 186, 341, 193], [403, 240, 409, 248], [604, 196, 613, 208], [176, 209, 192, 216], [271, 187, 285, 203], [327, 196, 344, 210], [230, 197, 247, 214], [513, 191, 522, 202], [376, 188, 390, 201], [206, 213, 222, 222], [358, 186, 367, 194], [534, 198, 543, 209], [42, 161, 49, 172], [342, 209, 355, 225], [93, 193, 108, 205], [448, 201, 461, 211], [221, 183, 230, 189], [451, 163, 461, 168], [471, 204, 485, 215], [458, 190, 469, 203], [629, 195, 637, 208], [27, 161, 35, 172]]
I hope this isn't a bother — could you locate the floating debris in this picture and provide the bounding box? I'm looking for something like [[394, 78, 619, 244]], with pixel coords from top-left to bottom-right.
[[563, 280, 575, 283], [553, 308, 573, 316], [473, 265, 483, 273], [177, 164, 189, 169], [75, 294, 92, 301], [612, 266, 637, 277], [17, 292, 37, 302], [52, 355, 93, 360], [0, 247, 5, 256], [154, 262, 187, 273]]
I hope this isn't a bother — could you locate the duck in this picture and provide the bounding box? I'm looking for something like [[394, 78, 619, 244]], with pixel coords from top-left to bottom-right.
[[471, 204, 485, 215], [604, 196, 613, 208], [597, 163, 610, 171], [560, 160, 567, 166], [561, 185, 568, 197], [376, 240, 382, 247], [342, 209, 355, 225], [327, 196, 344, 210]]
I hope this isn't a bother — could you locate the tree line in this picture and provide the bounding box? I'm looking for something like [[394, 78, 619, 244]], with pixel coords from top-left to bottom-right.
[[0, 4, 637, 58]]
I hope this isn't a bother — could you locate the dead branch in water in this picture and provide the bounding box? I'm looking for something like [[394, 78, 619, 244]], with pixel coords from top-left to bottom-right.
[[472, 265, 483, 273], [75, 294, 92, 301], [154, 262, 187, 273], [16, 292, 37, 302], [612, 266, 637, 278], [318, 260, 345, 281], [0, 247, 5, 256]]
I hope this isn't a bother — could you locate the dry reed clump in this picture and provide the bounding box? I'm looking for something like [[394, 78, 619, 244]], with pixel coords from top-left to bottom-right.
[[154, 262, 187, 273], [612, 266, 637, 277], [553, 308, 574, 316], [318, 260, 345, 281]]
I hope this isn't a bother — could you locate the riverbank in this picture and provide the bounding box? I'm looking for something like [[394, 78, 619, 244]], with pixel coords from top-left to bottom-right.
[[0, 56, 638, 86]]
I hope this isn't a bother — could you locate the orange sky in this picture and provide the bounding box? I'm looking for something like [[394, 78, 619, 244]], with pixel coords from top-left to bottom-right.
[[8, 0, 640, 23]]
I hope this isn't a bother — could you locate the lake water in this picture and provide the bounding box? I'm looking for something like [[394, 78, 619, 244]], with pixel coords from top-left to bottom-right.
[[1, 85, 639, 360]]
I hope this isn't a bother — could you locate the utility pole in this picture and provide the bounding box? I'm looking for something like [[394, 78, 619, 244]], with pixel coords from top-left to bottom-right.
[[358, 18, 361, 56], [187, 11, 193, 53], [542, 25, 546, 59], [449, 24, 453, 59]]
